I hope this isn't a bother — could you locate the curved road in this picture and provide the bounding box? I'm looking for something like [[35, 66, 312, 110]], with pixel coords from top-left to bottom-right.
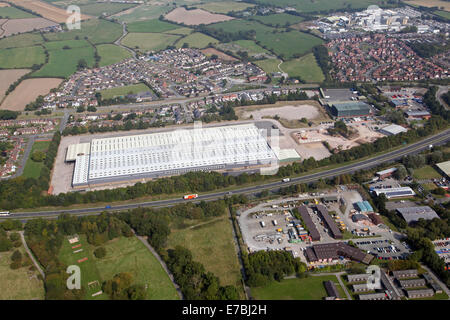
[[6, 128, 450, 219]]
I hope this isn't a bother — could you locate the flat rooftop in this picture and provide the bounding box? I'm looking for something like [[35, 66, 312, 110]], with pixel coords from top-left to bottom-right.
[[396, 206, 440, 224]]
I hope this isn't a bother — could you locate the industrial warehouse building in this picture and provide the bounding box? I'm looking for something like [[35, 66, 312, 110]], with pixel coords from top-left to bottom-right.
[[371, 186, 416, 199], [436, 160, 450, 179], [329, 101, 371, 118], [396, 206, 440, 224], [305, 242, 373, 265], [379, 124, 408, 136], [66, 124, 278, 188], [297, 206, 321, 241]]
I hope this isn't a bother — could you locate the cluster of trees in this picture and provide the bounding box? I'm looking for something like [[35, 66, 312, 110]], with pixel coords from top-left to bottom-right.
[[165, 246, 239, 300], [313, 45, 332, 82], [327, 120, 349, 137], [196, 25, 256, 43], [24, 213, 132, 299], [243, 250, 307, 287], [423, 86, 450, 121], [408, 42, 450, 59], [200, 105, 238, 123], [0, 110, 20, 120], [25, 95, 45, 111], [103, 272, 146, 300]]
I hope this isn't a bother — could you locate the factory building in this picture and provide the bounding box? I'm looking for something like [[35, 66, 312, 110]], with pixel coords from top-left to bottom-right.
[[379, 124, 408, 136], [396, 206, 440, 224], [66, 124, 278, 188], [371, 186, 415, 199], [436, 160, 450, 179], [329, 101, 371, 118]]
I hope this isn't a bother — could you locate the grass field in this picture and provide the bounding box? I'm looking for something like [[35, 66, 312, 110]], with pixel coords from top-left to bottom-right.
[[122, 32, 181, 52], [252, 275, 346, 300], [252, 0, 394, 12], [114, 3, 175, 23], [176, 32, 219, 49], [127, 18, 179, 33], [0, 6, 35, 19], [43, 39, 91, 50], [0, 45, 45, 68], [23, 140, 51, 179], [167, 215, 242, 290], [32, 43, 95, 78], [58, 234, 179, 300], [164, 27, 193, 35], [281, 53, 325, 83], [100, 83, 151, 99], [250, 13, 304, 26], [412, 165, 442, 180], [192, 1, 255, 14], [406, 0, 450, 11], [0, 33, 44, 49], [434, 10, 450, 20], [0, 247, 45, 300], [97, 44, 132, 67], [78, 3, 137, 16], [208, 19, 273, 34], [44, 19, 122, 44], [227, 40, 271, 55], [254, 58, 280, 74]]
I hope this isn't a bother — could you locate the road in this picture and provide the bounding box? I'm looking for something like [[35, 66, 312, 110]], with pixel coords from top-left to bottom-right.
[[114, 21, 136, 59], [6, 128, 450, 219]]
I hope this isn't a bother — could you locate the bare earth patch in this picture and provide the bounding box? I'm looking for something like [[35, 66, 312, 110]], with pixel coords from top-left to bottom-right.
[[1, 77, 62, 110], [0, 68, 29, 102], [201, 47, 237, 61], [0, 17, 57, 37], [164, 7, 233, 26]]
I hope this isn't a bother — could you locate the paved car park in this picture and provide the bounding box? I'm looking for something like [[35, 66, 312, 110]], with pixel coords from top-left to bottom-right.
[[353, 237, 412, 261]]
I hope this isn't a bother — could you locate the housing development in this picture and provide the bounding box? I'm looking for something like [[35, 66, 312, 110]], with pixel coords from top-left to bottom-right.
[[0, 0, 449, 308]]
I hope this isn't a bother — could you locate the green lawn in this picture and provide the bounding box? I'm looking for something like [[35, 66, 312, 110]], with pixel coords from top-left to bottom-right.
[[0, 247, 45, 300], [250, 13, 304, 26], [97, 44, 132, 67], [99, 83, 151, 99], [192, 1, 255, 14], [22, 140, 51, 179], [252, 275, 345, 300], [254, 58, 281, 74], [122, 32, 181, 52], [0, 6, 36, 19], [0, 33, 45, 49], [281, 53, 325, 83], [58, 234, 179, 300], [412, 165, 442, 180], [44, 19, 122, 44], [0, 46, 45, 68], [176, 32, 219, 49], [127, 18, 179, 33], [167, 215, 243, 290]]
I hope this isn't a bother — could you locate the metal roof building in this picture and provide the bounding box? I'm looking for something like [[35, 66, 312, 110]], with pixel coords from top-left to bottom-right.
[[436, 160, 450, 179], [324, 280, 340, 299], [396, 206, 440, 224], [297, 206, 321, 241], [67, 124, 278, 187], [330, 101, 371, 118], [371, 186, 416, 199], [316, 204, 342, 239], [379, 124, 408, 136]]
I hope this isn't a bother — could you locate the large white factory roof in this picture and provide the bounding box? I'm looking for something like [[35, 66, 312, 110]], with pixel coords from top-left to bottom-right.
[[69, 124, 278, 186]]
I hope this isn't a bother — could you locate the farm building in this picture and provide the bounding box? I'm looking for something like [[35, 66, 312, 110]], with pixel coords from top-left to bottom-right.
[[379, 124, 408, 136], [329, 101, 371, 118], [66, 124, 278, 188], [371, 186, 415, 199], [396, 206, 440, 224], [436, 160, 450, 179]]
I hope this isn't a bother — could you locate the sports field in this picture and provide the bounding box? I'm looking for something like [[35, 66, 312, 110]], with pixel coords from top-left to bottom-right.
[[99, 83, 151, 100], [97, 44, 132, 67], [0, 247, 45, 300], [44, 19, 122, 44], [58, 234, 179, 300], [23, 140, 51, 179], [281, 53, 325, 83], [192, 1, 255, 14], [0, 45, 45, 68], [176, 32, 219, 49], [127, 18, 179, 33], [122, 32, 181, 52], [167, 215, 242, 289], [251, 275, 346, 300]]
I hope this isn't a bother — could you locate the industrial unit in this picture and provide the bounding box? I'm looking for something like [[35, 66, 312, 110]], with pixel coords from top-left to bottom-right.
[[396, 206, 440, 224], [66, 124, 278, 188], [329, 101, 371, 118]]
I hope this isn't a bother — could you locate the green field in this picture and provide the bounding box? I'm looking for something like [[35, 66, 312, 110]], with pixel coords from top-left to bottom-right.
[[23, 140, 51, 179], [58, 234, 179, 300], [208, 19, 273, 34], [164, 27, 193, 35], [122, 32, 181, 52], [254, 58, 281, 74], [176, 32, 219, 49], [167, 215, 242, 289], [97, 44, 132, 67], [78, 3, 137, 16], [0, 46, 45, 68], [115, 4, 175, 23], [0, 247, 45, 300], [127, 18, 179, 33], [250, 13, 304, 26], [281, 53, 325, 83], [0, 33, 44, 49], [44, 19, 122, 44], [434, 10, 450, 20], [251, 0, 394, 12], [0, 6, 36, 19], [228, 40, 270, 55], [32, 41, 95, 78], [192, 1, 255, 14], [412, 165, 442, 180], [252, 275, 346, 300], [100, 83, 151, 99]]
